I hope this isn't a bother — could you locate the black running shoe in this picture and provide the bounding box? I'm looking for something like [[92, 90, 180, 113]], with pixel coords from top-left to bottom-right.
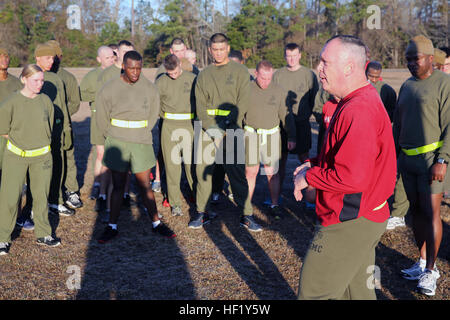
[[65, 191, 83, 209], [240, 215, 263, 232], [36, 236, 61, 247], [0, 242, 11, 255], [153, 222, 176, 239], [98, 226, 118, 244]]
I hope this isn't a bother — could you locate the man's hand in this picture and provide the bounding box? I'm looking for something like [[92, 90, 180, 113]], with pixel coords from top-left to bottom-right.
[[293, 161, 311, 176], [287, 141, 296, 151], [293, 166, 310, 201], [430, 163, 447, 184]]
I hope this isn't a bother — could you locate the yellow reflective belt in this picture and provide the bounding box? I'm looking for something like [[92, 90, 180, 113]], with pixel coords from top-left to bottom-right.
[[402, 140, 443, 156], [163, 112, 194, 120], [207, 109, 231, 116], [244, 125, 279, 145], [111, 119, 148, 128], [373, 200, 387, 211], [7, 140, 50, 157]]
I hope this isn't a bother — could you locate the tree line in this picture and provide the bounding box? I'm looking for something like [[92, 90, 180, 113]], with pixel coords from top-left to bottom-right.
[[0, 0, 448, 69]]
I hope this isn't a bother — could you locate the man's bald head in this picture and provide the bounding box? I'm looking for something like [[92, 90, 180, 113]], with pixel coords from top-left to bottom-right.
[[97, 46, 116, 69], [318, 35, 369, 98]]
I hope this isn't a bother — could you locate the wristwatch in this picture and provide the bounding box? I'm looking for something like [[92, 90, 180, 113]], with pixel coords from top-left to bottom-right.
[[437, 158, 448, 165]]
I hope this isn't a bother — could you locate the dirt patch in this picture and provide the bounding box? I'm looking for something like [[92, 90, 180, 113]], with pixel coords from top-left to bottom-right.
[[0, 68, 448, 300]]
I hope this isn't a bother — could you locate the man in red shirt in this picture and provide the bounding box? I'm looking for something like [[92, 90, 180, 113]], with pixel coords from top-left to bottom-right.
[[293, 35, 396, 299]]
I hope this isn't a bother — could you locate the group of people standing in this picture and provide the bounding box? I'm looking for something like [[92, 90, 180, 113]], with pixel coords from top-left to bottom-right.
[[0, 31, 448, 300]]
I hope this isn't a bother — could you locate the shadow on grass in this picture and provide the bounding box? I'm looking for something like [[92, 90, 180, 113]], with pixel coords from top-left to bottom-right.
[[75, 145, 197, 300]]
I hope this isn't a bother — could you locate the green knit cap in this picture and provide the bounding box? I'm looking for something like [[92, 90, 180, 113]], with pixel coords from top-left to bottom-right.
[[406, 35, 434, 56]]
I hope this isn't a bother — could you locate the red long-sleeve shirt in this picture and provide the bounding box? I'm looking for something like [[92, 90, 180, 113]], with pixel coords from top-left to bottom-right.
[[306, 84, 396, 227]]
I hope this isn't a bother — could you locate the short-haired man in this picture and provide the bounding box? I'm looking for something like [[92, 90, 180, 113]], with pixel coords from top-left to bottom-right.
[[46, 40, 83, 210], [365, 61, 397, 122], [80, 46, 115, 201], [273, 43, 319, 163], [152, 38, 199, 205], [293, 35, 396, 299], [272, 43, 318, 209], [34, 43, 74, 217], [192, 33, 260, 231], [155, 38, 199, 81], [96, 51, 176, 243], [155, 54, 196, 216], [394, 35, 450, 296], [245, 60, 296, 219], [95, 40, 135, 213]]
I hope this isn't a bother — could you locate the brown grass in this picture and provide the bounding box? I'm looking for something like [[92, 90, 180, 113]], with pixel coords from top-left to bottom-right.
[[0, 69, 448, 300]]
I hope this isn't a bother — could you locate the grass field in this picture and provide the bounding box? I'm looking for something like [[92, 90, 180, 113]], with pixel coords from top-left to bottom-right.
[[0, 68, 448, 300]]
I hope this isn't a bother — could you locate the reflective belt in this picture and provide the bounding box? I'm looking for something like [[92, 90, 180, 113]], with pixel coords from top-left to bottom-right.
[[373, 200, 387, 211], [7, 140, 50, 157], [244, 125, 279, 145], [207, 109, 231, 116], [402, 140, 443, 156], [163, 112, 194, 120], [111, 119, 148, 128]]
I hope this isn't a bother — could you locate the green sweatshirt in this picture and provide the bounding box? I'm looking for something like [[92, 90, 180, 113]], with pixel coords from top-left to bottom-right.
[[246, 81, 296, 142], [0, 74, 22, 102], [155, 71, 196, 118], [272, 66, 319, 122], [97, 64, 122, 90], [96, 76, 160, 145], [0, 92, 54, 149], [394, 70, 450, 162], [371, 80, 396, 122], [42, 71, 71, 141], [56, 67, 81, 116], [195, 60, 251, 132], [80, 67, 103, 111]]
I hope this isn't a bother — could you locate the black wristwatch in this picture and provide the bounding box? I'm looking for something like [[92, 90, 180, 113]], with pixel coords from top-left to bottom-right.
[[437, 158, 448, 165]]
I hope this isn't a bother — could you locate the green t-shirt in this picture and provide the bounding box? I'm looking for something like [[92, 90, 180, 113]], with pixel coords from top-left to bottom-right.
[[80, 67, 103, 111], [56, 68, 81, 116], [0, 74, 22, 102], [272, 66, 319, 122], [0, 92, 54, 150], [371, 80, 396, 122], [246, 81, 296, 142], [394, 70, 450, 162], [96, 76, 160, 145], [195, 60, 251, 132], [155, 71, 196, 118]]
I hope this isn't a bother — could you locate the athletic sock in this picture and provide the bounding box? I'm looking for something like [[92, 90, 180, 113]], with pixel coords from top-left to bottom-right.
[[152, 220, 161, 228]]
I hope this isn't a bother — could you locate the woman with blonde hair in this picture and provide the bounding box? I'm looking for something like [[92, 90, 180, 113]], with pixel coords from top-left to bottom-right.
[[0, 64, 60, 256]]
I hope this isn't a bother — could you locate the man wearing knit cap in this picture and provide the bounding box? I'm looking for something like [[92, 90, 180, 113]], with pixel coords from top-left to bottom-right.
[[34, 43, 75, 217], [46, 40, 83, 210], [394, 35, 450, 296]]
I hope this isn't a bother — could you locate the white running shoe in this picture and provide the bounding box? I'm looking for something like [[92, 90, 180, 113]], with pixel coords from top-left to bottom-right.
[[386, 216, 406, 230], [417, 269, 440, 296]]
